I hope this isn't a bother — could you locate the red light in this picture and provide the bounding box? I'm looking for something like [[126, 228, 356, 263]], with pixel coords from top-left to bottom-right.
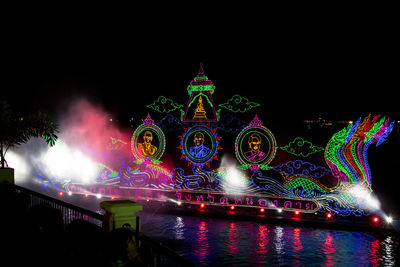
[[200, 203, 205, 208], [326, 213, 332, 219], [111, 196, 115, 200], [84, 193, 89, 198], [230, 206, 235, 210], [58, 191, 63, 196], [260, 208, 265, 213], [294, 210, 300, 215], [372, 216, 380, 223]]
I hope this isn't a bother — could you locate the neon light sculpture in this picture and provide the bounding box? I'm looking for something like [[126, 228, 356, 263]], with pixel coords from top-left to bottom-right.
[[280, 137, 324, 157], [325, 115, 394, 186], [182, 63, 218, 122], [146, 96, 183, 113], [131, 114, 166, 161], [192, 96, 208, 119], [235, 115, 277, 172], [178, 125, 221, 168], [31, 63, 396, 225], [219, 94, 260, 113]]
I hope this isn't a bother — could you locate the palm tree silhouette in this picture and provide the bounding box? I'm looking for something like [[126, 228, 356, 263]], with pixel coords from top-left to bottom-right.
[[0, 100, 58, 169]]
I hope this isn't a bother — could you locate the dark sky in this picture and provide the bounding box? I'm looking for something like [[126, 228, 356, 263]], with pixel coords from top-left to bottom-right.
[[2, 19, 399, 125]]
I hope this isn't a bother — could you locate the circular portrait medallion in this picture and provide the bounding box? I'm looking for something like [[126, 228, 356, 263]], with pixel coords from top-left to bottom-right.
[[180, 125, 220, 166], [131, 123, 166, 161], [235, 116, 276, 170]]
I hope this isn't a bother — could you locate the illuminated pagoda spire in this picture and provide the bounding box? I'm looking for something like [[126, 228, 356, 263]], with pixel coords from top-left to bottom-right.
[[186, 62, 216, 95], [182, 63, 218, 122]]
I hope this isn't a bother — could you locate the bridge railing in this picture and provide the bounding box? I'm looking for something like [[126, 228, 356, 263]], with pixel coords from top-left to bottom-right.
[[14, 184, 103, 227], [11, 184, 196, 267]]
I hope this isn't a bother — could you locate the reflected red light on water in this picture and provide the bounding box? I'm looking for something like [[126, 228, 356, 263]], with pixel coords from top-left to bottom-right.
[[195, 221, 210, 260], [228, 222, 239, 255], [293, 227, 303, 265], [256, 224, 269, 255], [369, 239, 381, 266], [323, 233, 337, 266]]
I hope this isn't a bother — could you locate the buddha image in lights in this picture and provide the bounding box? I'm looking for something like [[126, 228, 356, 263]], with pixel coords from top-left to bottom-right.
[[138, 131, 158, 157], [189, 132, 210, 158], [244, 133, 266, 162]]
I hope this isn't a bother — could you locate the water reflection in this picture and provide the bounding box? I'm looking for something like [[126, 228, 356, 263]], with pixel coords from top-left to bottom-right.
[[370, 239, 381, 266], [323, 233, 336, 266], [227, 222, 239, 256], [382, 236, 395, 266], [274, 225, 285, 266], [256, 224, 269, 255], [194, 221, 210, 261], [137, 211, 399, 266], [174, 216, 185, 240]]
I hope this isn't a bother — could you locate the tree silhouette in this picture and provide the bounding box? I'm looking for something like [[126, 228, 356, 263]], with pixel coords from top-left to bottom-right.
[[0, 100, 58, 168]]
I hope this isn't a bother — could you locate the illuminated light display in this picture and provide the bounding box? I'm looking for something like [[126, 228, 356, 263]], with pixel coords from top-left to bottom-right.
[[273, 160, 331, 179], [131, 114, 166, 161], [178, 125, 221, 168], [218, 95, 260, 113], [192, 96, 207, 119], [280, 137, 324, 157], [29, 63, 396, 228], [146, 96, 183, 113], [372, 216, 380, 223], [186, 63, 216, 95], [325, 115, 394, 185], [235, 115, 277, 172], [182, 63, 218, 122]]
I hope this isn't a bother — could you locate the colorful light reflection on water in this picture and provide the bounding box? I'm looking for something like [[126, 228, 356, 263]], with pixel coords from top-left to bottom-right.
[[139, 211, 399, 266]]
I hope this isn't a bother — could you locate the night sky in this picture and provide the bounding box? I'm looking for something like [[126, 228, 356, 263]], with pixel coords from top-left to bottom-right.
[[3, 23, 399, 122], [2, 23, 400, 209]]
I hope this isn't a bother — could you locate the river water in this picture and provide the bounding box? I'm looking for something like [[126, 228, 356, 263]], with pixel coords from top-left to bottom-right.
[[27, 184, 398, 266], [138, 210, 399, 266]]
